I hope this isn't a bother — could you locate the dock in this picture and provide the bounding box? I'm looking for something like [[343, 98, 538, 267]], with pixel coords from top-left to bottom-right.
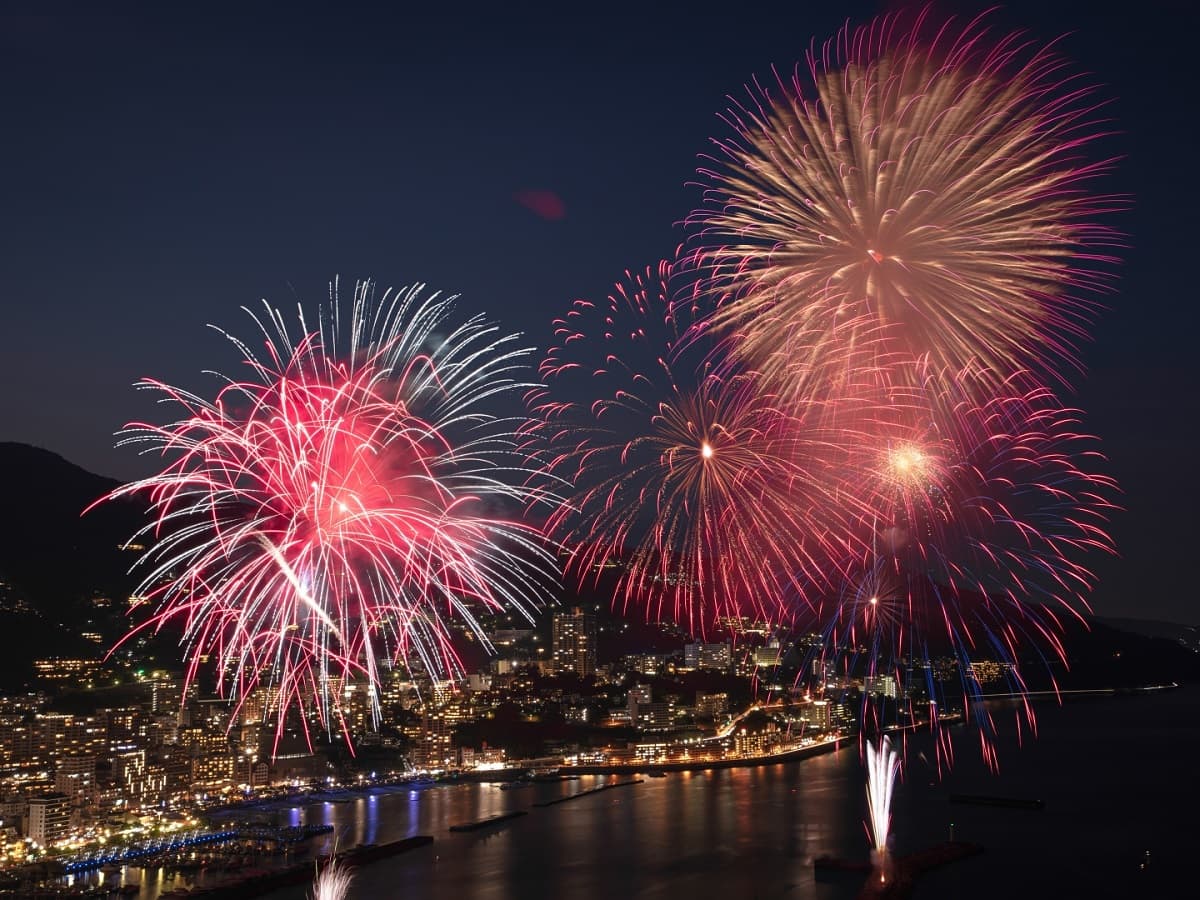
[[853, 841, 984, 899], [448, 810, 529, 832], [532, 778, 644, 808]]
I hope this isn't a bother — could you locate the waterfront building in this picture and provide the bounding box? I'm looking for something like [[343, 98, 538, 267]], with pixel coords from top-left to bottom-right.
[[26, 793, 69, 847], [803, 699, 832, 731], [412, 709, 453, 771], [733, 721, 779, 757], [114, 749, 166, 809], [969, 660, 1010, 685], [334, 680, 377, 736], [179, 730, 235, 790]]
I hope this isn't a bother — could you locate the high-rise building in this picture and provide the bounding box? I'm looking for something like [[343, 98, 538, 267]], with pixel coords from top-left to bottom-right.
[[551, 608, 596, 677], [54, 755, 96, 804], [26, 793, 70, 847], [113, 749, 164, 807], [412, 709, 453, 771]]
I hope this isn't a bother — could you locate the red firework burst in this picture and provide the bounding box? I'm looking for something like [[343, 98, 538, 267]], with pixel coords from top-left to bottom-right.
[[100, 281, 557, 746], [526, 258, 888, 633]]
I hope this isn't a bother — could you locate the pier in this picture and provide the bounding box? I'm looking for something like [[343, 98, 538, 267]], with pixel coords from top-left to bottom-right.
[[532, 778, 644, 808], [448, 811, 529, 832]]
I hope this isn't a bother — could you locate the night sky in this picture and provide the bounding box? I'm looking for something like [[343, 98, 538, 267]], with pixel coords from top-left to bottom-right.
[[1, 2, 1196, 622]]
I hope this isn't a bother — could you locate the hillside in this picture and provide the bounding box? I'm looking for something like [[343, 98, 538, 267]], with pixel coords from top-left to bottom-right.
[[0, 442, 145, 686]]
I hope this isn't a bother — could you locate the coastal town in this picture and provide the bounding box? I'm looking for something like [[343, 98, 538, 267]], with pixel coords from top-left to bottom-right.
[[0, 598, 996, 892]]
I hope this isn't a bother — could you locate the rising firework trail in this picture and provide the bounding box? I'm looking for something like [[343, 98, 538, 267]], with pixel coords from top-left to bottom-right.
[[100, 280, 557, 745], [526, 258, 878, 631], [866, 736, 900, 861], [691, 6, 1121, 400], [310, 859, 352, 900]]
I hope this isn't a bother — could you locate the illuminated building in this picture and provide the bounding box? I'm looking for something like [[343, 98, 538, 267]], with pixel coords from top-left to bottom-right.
[[683, 642, 731, 672], [552, 608, 597, 677], [633, 702, 673, 731], [412, 709, 453, 770], [32, 659, 100, 686], [733, 721, 778, 757], [803, 700, 832, 731], [179, 728, 234, 790], [752, 641, 782, 668], [695, 692, 729, 720], [969, 660, 1010, 685], [26, 793, 69, 847], [114, 749, 165, 808], [54, 756, 96, 824], [624, 653, 667, 676], [864, 675, 898, 698]]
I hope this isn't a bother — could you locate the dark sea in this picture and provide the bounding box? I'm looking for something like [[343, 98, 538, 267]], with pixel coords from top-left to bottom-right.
[[102, 686, 1200, 899]]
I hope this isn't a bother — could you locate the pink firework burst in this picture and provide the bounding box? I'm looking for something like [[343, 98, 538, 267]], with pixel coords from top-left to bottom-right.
[[101, 280, 557, 746], [812, 365, 1118, 769]]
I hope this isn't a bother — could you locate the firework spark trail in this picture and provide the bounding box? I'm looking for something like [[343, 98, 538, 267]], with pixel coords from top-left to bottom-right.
[[310, 859, 353, 900], [807, 366, 1117, 766], [694, 4, 1126, 755], [526, 258, 892, 631], [866, 736, 900, 856], [100, 280, 558, 745], [690, 6, 1121, 401]]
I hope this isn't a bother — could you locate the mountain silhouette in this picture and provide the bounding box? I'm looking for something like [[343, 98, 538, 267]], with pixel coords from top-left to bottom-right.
[[0, 442, 146, 687]]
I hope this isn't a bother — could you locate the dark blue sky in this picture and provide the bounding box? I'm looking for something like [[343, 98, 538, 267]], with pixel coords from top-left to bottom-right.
[[1, 1, 1196, 621]]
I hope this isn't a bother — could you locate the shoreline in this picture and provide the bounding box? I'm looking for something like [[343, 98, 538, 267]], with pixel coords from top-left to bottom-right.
[[524, 734, 848, 778], [200, 735, 851, 818], [202, 683, 1182, 817]]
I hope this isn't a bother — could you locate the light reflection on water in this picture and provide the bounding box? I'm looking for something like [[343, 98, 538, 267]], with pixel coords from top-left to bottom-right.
[[259, 753, 867, 900], [59, 688, 1200, 900]]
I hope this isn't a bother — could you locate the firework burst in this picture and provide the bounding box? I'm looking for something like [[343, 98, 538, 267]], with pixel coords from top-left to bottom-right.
[[691, 7, 1120, 398], [102, 280, 557, 743], [526, 259, 877, 631], [812, 366, 1117, 766]]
